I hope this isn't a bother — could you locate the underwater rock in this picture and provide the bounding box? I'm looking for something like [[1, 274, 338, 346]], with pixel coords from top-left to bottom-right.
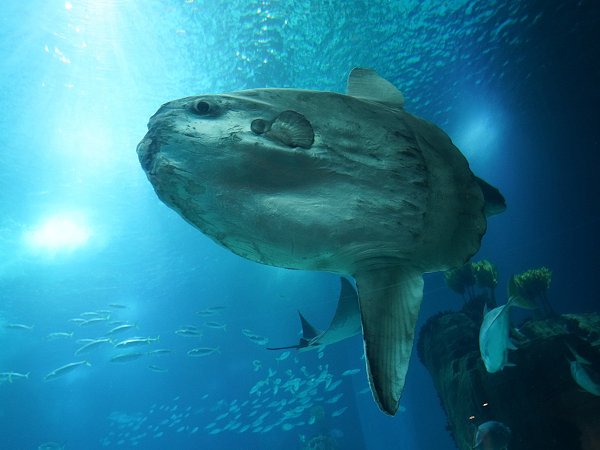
[[417, 299, 600, 450]]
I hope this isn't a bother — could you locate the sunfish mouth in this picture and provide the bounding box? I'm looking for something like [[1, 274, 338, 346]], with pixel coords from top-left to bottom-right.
[[136, 137, 157, 173]]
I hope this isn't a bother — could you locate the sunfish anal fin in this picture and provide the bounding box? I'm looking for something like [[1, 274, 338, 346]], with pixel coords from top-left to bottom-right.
[[298, 311, 321, 340], [354, 268, 424, 415]]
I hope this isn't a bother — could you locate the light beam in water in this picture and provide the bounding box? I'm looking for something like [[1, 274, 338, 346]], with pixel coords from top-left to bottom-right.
[[24, 213, 91, 253]]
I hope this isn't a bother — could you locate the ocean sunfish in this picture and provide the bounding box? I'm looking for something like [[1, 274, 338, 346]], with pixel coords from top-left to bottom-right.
[[137, 68, 506, 415], [267, 277, 361, 351]]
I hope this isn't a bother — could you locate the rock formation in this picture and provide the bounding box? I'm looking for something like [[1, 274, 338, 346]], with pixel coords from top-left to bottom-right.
[[417, 295, 600, 450]]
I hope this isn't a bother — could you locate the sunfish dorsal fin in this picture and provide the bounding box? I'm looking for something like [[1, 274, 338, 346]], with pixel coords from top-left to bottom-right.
[[346, 68, 404, 108], [354, 267, 424, 415], [474, 176, 506, 217]]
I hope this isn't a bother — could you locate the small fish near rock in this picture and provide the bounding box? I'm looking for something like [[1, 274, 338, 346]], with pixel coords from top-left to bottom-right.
[[473, 420, 511, 450], [137, 68, 505, 415]]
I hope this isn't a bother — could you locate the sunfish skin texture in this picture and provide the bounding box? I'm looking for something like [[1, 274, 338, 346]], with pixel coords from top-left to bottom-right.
[[137, 68, 504, 415]]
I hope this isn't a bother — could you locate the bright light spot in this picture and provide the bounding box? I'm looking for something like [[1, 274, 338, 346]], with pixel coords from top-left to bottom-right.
[[450, 100, 505, 167], [24, 214, 91, 253], [454, 115, 497, 161], [65, 1, 72, 11]]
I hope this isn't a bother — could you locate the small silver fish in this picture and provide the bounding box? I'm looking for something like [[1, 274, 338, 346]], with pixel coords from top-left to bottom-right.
[[45, 332, 74, 340], [175, 327, 203, 337], [79, 317, 110, 327], [204, 321, 227, 331], [74, 338, 112, 355], [4, 323, 34, 331], [275, 351, 290, 362], [148, 365, 169, 373], [114, 336, 159, 348], [148, 348, 173, 356], [108, 303, 128, 309], [0, 371, 30, 383], [326, 393, 344, 404], [245, 333, 269, 346], [331, 406, 348, 417], [187, 347, 220, 357], [106, 323, 136, 335], [110, 352, 145, 363], [69, 318, 87, 325], [44, 361, 91, 381], [38, 442, 65, 450], [206, 305, 227, 312], [473, 420, 511, 450], [568, 346, 600, 396], [80, 311, 103, 318]]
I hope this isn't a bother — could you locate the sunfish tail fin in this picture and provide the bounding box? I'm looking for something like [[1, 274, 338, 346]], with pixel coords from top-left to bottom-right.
[[355, 268, 424, 415]]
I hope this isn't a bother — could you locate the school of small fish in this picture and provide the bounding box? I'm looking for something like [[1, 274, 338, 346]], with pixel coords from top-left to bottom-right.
[[1, 302, 367, 447], [98, 352, 365, 448]]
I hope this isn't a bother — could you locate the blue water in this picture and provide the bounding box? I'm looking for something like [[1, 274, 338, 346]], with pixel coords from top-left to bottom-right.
[[1, 1, 598, 449]]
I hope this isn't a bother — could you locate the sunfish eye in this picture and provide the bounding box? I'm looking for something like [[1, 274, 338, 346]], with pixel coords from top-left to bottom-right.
[[251, 118, 270, 134], [193, 100, 211, 115]]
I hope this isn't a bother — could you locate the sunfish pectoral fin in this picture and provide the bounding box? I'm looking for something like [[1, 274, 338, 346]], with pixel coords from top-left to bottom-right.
[[354, 267, 424, 415], [266, 110, 314, 149]]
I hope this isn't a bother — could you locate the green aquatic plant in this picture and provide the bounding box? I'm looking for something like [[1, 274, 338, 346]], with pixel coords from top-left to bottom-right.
[[444, 263, 476, 301], [472, 260, 498, 290], [444, 259, 498, 303], [472, 259, 499, 302], [509, 267, 553, 316]]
